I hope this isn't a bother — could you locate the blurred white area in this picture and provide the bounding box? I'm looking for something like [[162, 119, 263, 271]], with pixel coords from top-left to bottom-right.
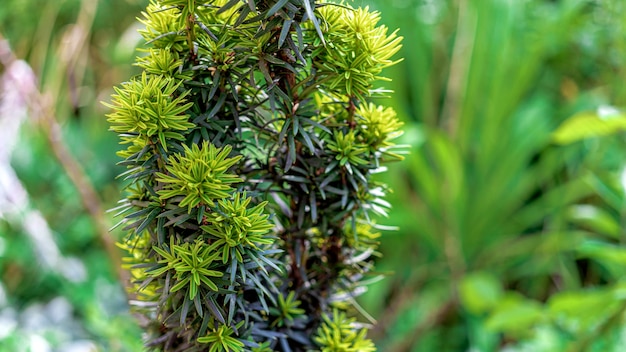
[[0, 47, 86, 283], [0, 39, 97, 352]]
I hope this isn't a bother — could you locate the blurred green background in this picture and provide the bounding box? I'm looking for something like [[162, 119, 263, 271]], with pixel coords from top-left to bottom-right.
[[2, 0, 626, 351]]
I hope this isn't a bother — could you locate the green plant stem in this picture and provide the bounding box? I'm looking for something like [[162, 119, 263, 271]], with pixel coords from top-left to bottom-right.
[[441, 0, 475, 138]]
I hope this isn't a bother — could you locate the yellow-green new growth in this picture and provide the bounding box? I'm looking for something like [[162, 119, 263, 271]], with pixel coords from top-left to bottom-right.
[[139, 1, 186, 51], [250, 341, 273, 352], [135, 49, 191, 80], [197, 322, 245, 352], [105, 72, 194, 147], [313, 4, 403, 100], [149, 238, 223, 299], [344, 221, 381, 251], [201, 192, 275, 263], [356, 103, 403, 149], [314, 309, 376, 352], [156, 141, 243, 212], [327, 130, 369, 167], [270, 291, 305, 328]]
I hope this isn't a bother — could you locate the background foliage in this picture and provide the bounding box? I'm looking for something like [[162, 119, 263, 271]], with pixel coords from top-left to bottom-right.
[[2, 0, 626, 351]]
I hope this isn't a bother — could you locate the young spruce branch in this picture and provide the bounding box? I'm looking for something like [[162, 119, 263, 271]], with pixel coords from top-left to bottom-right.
[[106, 1, 403, 350]]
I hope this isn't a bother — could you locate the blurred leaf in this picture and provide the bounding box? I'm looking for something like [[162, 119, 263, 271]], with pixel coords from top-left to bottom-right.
[[460, 272, 502, 315], [548, 289, 621, 333], [577, 241, 626, 279], [586, 172, 625, 212], [485, 293, 544, 335], [568, 205, 622, 240], [553, 111, 626, 145]]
